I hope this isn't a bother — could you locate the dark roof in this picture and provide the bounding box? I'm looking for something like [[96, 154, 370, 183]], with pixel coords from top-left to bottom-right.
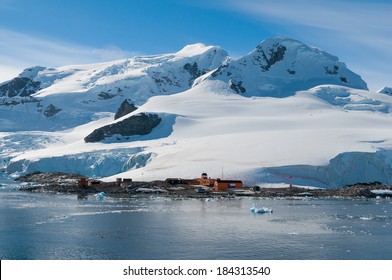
[[216, 179, 242, 183]]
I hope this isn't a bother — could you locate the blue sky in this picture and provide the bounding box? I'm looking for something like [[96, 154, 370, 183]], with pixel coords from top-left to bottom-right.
[[0, 0, 390, 90]]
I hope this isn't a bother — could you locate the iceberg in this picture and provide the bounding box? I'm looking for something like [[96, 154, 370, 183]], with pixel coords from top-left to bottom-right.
[[250, 203, 273, 214], [95, 192, 106, 200]]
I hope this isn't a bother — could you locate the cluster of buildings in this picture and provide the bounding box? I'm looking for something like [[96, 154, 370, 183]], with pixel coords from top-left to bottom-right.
[[77, 172, 244, 192], [166, 172, 243, 191]]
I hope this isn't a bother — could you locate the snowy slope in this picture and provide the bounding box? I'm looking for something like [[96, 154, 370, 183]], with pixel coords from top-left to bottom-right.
[[2, 37, 392, 188], [6, 81, 392, 187], [0, 43, 228, 131]]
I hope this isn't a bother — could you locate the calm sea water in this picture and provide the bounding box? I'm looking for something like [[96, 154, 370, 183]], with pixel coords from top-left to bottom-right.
[[1, 179, 392, 260]]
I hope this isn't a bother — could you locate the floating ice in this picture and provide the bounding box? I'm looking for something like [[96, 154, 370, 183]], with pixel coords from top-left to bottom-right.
[[371, 190, 392, 196], [95, 192, 106, 200], [250, 203, 273, 214]]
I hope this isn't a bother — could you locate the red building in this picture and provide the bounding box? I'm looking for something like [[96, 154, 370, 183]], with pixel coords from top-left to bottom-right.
[[197, 172, 215, 187], [214, 178, 243, 191]]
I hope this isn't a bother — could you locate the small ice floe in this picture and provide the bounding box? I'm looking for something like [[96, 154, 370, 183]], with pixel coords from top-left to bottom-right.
[[371, 190, 392, 197], [135, 188, 167, 194], [205, 198, 215, 202], [95, 192, 106, 200], [250, 203, 273, 214]]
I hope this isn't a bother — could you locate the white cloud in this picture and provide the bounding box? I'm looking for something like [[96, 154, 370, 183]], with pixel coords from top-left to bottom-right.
[[0, 28, 139, 83]]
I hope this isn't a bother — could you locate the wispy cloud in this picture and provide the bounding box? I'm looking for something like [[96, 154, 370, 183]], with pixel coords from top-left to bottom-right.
[[214, 0, 392, 90], [0, 28, 139, 83]]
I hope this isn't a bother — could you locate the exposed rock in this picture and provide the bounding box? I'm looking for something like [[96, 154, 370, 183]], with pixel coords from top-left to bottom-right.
[[98, 92, 116, 100], [287, 69, 296, 75], [0, 77, 41, 97], [340, 76, 348, 83], [84, 113, 161, 142], [0, 96, 40, 106], [43, 104, 62, 117], [15, 171, 84, 184], [210, 64, 228, 78], [254, 43, 287, 72], [184, 62, 200, 77], [183, 62, 206, 86], [114, 99, 137, 120], [378, 87, 392, 96], [325, 65, 339, 75], [229, 80, 246, 94]]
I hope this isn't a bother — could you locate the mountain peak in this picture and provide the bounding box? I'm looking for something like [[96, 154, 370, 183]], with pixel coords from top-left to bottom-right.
[[176, 43, 224, 57], [18, 66, 47, 79], [378, 86, 392, 96], [207, 36, 367, 97], [256, 36, 306, 49], [254, 36, 339, 63]]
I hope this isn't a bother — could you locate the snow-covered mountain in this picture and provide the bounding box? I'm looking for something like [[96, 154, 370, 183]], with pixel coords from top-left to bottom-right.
[[0, 43, 228, 131], [1, 37, 392, 188], [205, 37, 368, 97]]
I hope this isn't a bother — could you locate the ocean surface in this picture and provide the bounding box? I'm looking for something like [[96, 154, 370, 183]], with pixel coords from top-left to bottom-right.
[[1, 178, 392, 260]]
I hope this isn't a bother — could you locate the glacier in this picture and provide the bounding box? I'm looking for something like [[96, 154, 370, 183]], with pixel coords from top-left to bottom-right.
[[1, 37, 392, 188]]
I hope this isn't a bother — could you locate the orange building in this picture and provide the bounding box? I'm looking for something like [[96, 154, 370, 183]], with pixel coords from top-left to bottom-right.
[[214, 178, 243, 191], [197, 173, 215, 187]]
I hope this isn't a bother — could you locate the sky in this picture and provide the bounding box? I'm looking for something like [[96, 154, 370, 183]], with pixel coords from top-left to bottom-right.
[[0, 0, 390, 91]]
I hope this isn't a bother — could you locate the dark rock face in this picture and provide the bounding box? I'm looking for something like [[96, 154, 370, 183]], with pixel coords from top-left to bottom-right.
[[229, 80, 246, 94], [340, 77, 348, 83], [183, 62, 201, 78], [0, 77, 41, 97], [378, 87, 392, 96], [183, 62, 206, 86], [84, 113, 161, 142], [325, 65, 339, 75], [287, 69, 296, 75], [254, 43, 287, 72], [43, 104, 62, 117], [114, 100, 137, 120], [98, 92, 116, 100]]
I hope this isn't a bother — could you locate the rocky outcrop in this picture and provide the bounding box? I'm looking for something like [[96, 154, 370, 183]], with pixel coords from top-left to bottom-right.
[[229, 80, 246, 94], [255, 43, 287, 72], [378, 87, 392, 96], [114, 99, 137, 120], [84, 113, 161, 142], [43, 104, 62, 117], [0, 66, 46, 98], [183, 62, 207, 86], [0, 77, 41, 97], [15, 171, 83, 184]]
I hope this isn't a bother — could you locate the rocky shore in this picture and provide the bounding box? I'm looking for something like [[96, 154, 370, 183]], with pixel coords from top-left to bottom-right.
[[15, 171, 392, 199]]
